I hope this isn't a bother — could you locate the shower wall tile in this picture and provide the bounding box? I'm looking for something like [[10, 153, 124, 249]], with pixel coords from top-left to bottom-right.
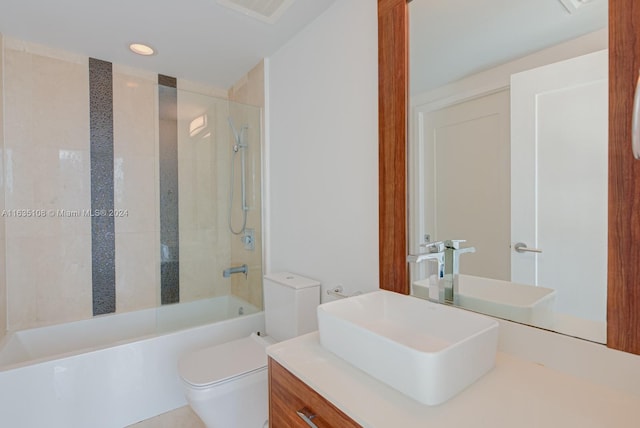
[[228, 60, 265, 108], [178, 129, 218, 231], [4, 148, 89, 238], [179, 226, 230, 302], [113, 67, 158, 157], [3, 42, 92, 330], [113, 69, 158, 234], [178, 90, 231, 302], [0, 33, 6, 338], [115, 232, 158, 311], [114, 155, 157, 232], [4, 37, 86, 65], [35, 235, 92, 325], [113, 67, 160, 311], [7, 235, 92, 330], [5, 237, 37, 330], [0, 36, 264, 330], [229, 61, 265, 310], [177, 79, 228, 100], [0, 237, 5, 338]]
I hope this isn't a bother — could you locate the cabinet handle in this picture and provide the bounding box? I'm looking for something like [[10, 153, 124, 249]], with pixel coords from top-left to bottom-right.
[[296, 407, 319, 428], [632, 69, 640, 159]]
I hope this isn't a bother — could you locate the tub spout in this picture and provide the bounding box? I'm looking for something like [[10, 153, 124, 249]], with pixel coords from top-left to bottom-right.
[[223, 264, 248, 278]]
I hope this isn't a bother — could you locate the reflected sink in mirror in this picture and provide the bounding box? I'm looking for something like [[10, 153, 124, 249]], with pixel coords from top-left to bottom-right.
[[317, 290, 498, 405], [413, 275, 556, 329], [457, 275, 556, 328]]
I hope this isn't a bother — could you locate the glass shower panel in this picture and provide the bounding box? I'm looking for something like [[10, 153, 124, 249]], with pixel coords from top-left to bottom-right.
[[228, 101, 264, 310], [173, 89, 263, 312]]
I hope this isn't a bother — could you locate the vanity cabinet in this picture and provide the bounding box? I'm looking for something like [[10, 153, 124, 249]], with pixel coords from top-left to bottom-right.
[[268, 358, 361, 428]]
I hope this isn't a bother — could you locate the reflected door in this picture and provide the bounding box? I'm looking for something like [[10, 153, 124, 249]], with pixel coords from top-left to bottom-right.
[[415, 90, 511, 280], [511, 50, 608, 322]]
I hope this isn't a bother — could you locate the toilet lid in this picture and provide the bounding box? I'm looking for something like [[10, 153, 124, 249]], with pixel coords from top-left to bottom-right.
[[179, 334, 268, 388]]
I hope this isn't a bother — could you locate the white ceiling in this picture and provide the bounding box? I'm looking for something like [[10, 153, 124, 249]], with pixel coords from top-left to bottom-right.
[[0, 0, 336, 89], [410, 0, 608, 95], [0, 0, 608, 94]]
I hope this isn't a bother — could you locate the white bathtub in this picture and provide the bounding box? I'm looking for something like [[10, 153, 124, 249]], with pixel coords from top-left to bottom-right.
[[0, 295, 265, 428]]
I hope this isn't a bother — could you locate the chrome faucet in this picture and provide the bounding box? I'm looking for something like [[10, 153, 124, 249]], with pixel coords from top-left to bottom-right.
[[443, 240, 475, 303], [407, 240, 475, 303], [223, 264, 248, 278]]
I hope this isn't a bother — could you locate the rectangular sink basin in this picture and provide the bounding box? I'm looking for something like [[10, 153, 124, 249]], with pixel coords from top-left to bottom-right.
[[317, 290, 498, 405], [454, 275, 556, 329]]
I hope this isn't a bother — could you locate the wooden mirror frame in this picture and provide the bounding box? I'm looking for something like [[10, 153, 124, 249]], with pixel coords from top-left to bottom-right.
[[377, 0, 640, 355]]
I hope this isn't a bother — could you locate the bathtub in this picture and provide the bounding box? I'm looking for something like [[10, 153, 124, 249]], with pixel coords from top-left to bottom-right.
[[0, 295, 265, 428]]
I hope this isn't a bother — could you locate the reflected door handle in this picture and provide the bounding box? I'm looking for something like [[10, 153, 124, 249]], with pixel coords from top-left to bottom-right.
[[633, 69, 640, 159], [296, 408, 319, 428], [514, 242, 542, 253]]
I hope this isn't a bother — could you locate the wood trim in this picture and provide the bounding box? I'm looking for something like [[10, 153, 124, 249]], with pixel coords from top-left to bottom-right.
[[608, 0, 640, 354], [269, 358, 361, 427], [378, 0, 409, 294]]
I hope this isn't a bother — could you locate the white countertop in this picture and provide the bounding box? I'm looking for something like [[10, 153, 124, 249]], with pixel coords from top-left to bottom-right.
[[267, 332, 640, 428]]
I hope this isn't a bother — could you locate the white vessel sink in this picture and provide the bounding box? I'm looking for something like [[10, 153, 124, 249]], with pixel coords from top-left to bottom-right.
[[454, 275, 556, 329], [317, 290, 498, 405]]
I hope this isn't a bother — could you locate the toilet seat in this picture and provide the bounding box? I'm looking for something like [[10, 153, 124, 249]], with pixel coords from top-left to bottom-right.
[[178, 333, 270, 388]]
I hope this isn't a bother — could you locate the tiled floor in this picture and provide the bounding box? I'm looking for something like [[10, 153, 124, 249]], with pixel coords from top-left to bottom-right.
[[128, 406, 205, 428]]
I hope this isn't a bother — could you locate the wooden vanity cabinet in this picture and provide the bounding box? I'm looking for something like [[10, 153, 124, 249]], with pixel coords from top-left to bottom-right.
[[268, 358, 361, 428]]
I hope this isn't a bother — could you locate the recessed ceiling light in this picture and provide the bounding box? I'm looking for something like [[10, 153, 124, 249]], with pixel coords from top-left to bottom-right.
[[129, 43, 155, 56]]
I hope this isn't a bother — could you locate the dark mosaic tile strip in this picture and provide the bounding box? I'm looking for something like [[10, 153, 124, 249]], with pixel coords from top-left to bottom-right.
[[158, 78, 179, 304], [161, 261, 180, 304], [89, 58, 116, 316]]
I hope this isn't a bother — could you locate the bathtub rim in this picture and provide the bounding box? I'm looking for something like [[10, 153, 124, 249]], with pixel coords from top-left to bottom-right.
[[0, 298, 262, 372]]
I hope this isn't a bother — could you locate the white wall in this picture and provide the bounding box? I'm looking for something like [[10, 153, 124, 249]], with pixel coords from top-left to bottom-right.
[[266, 0, 379, 299]]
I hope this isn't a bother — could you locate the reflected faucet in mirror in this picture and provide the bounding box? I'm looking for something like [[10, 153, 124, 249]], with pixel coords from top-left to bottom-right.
[[407, 241, 445, 275], [408, 240, 475, 303], [443, 240, 475, 302]]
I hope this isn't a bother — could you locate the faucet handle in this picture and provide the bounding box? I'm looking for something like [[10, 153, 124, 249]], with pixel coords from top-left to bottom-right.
[[444, 239, 467, 249], [420, 241, 445, 252]]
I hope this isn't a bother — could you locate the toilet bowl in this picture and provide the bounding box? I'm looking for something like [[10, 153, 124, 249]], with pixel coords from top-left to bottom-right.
[[178, 272, 320, 428], [178, 333, 273, 428]]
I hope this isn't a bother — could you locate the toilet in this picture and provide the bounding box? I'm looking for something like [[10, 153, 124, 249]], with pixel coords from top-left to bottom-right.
[[178, 272, 321, 427]]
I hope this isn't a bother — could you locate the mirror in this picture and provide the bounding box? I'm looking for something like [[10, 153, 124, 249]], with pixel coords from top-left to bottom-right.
[[407, 0, 608, 342]]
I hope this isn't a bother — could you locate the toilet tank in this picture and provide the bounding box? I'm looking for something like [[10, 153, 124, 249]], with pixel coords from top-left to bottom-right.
[[264, 272, 321, 342]]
